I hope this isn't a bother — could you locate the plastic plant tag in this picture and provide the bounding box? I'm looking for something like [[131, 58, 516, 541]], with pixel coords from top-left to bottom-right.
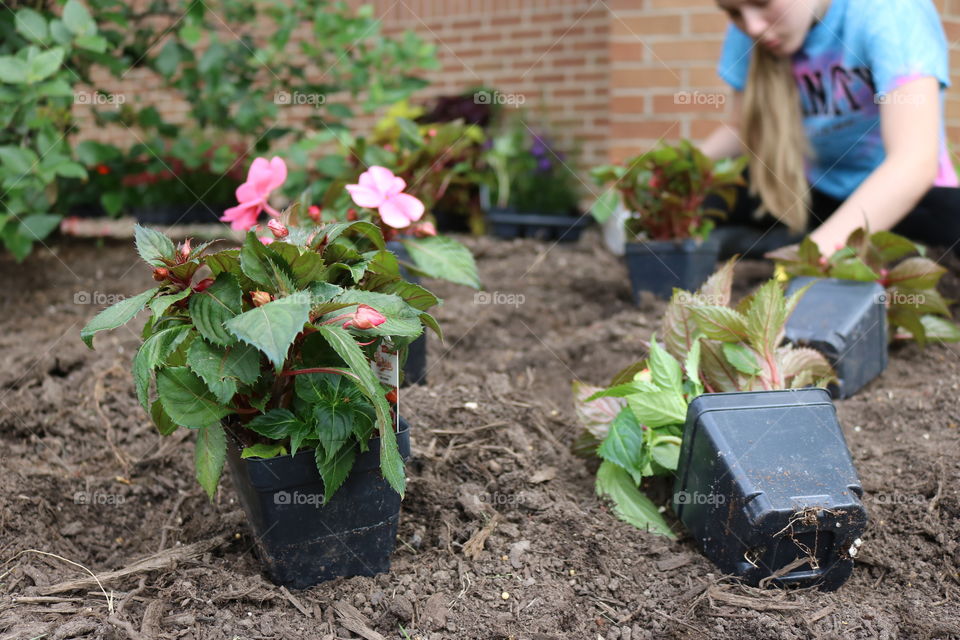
[[785, 277, 888, 398], [673, 389, 867, 591]]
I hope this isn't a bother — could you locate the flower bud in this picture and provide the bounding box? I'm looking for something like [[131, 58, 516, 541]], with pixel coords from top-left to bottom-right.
[[308, 205, 322, 223], [343, 304, 386, 330], [251, 291, 272, 307], [258, 236, 275, 245], [180, 238, 192, 258], [268, 219, 288, 238], [152, 267, 169, 281], [193, 278, 214, 293], [412, 221, 437, 238], [347, 208, 358, 221]]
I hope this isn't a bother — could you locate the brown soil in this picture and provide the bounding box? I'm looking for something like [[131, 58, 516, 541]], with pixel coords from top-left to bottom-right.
[[1, 231, 959, 640]]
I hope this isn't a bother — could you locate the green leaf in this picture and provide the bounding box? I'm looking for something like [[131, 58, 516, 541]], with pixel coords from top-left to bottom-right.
[[15, 9, 49, 43], [149, 288, 191, 318], [744, 280, 787, 360], [402, 236, 481, 289], [316, 442, 357, 503], [26, 47, 65, 83], [886, 257, 945, 289], [595, 461, 675, 538], [699, 340, 742, 392], [241, 442, 288, 459], [240, 232, 296, 293], [690, 305, 749, 342], [647, 338, 682, 391], [195, 423, 226, 501], [722, 342, 761, 375], [296, 373, 373, 460], [626, 390, 687, 428], [683, 337, 703, 398], [247, 409, 303, 439], [81, 288, 158, 348], [101, 191, 124, 216], [829, 257, 880, 281], [134, 224, 175, 267], [317, 325, 404, 496], [328, 290, 423, 339], [156, 367, 230, 428], [133, 324, 191, 408], [63, 0, 97, 36], [572, 381, 626, 445], [597, 408, 649, 485], [190, 272, 243, 346], [18, 214, 60, 240], [74, 34, 108, 53], [590, 190, 619, 224], [650, 438, 681, 472], [871, 230, 918, 263], [0, 57, 28, 84], [225, 295, 311, 370], [0, 146, 39, 174], [187, 339, 239, 404], [150, 399, 179, 436], [915, 315, 960, 342]]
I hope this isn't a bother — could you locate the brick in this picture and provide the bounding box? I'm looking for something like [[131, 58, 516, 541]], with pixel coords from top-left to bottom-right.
[[690, 11, 729, 34], [611, 14, 683, 37], [612, 67, 683, 89], [650, 39, 724, 62]]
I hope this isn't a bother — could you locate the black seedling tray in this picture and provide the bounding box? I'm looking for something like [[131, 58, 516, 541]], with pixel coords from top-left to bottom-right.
[[486, 209, 591, 243], [624, 237, 719, 301]]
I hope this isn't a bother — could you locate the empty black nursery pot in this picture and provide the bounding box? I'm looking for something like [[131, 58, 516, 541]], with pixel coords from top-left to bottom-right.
[[224, 418, 412, 589], [673, 389, 867, 592], [485, 207, 591, 243], [624, 236, 720, 302], [785, 276, 888, 399]]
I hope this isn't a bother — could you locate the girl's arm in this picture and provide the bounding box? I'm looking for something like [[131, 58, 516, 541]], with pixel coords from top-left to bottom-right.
[[808, 76, 941, 253], [700, 92, 744, 161]]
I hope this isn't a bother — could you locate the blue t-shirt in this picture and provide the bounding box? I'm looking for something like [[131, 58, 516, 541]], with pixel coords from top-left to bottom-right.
[[718, 0, 957, 199]]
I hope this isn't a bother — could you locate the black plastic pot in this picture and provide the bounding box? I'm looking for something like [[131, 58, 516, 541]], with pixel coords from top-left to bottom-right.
[[386, 240, 427, 386], [224, 418, 411, 589], [485, 207, 591, 243], [624, 236, 720, 301], [785, 277, 888, 399], [674, 389, 867, 591]]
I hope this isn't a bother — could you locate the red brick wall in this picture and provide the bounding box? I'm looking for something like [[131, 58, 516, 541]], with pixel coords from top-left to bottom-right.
[[73, 0, 960, 187]]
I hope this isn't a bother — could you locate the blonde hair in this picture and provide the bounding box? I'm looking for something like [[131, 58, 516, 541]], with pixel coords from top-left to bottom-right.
[[742, 47, 811, 232]]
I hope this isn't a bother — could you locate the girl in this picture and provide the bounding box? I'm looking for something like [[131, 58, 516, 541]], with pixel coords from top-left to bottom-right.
[[701, 0, 960, 258]]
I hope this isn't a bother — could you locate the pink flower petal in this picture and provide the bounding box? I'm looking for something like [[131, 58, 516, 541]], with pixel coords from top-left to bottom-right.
[[266, 157, 287, 191], [258, 236, 275, 245], [367, 166, 398, 196], [379, 192, 425, 228], [235, 182, 261, 203], [389, 175, 406, 196], [220, 202, 262, 231], [245, 157, 275, 194], [346, 184, 386, 209]]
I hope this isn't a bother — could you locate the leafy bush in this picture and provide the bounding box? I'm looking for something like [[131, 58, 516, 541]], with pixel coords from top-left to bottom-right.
[[590, 140, 747, 241], [767, 230, 960, 346]]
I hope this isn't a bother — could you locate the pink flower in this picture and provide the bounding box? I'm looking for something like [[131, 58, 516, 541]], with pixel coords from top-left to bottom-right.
[[220, 157, 288, 231], [343, 304, 387, 330], [308, 205, 322, 223], [345, 166, 425, 229], [258, 236, 275, 245], [267, 219, 288, 238]]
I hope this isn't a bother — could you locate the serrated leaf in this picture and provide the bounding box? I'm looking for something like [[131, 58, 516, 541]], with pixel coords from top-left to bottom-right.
[[572, 381, 626, 444], [626, 390, 687, 428], [187, 339, 239, 404], [316, 442, 357, 503], [149, 288, 191, 318], [887, 257, 946, 289], [914, 315, 960, 342], [327, 290, 423, 338], [246, 409, 303, 439], [190, 272, 242, 346], [150, 399, 178, 436], [317, 325, 404, 496], [699, 339, 742, 392], [195, 423, 226, 501], [744, 280, 787, 360], [402, 236, 481, 289], [241, 442, 288, 459], [777, 346, 834, 387], [295, 372, 374, 459], [240, 232, 296, 293], [81, 288, 158, 348], [135, 224, 175, 267], [595, 461, 675, 538], [225, 295, 311, 370], [690, 305, 748, 342], [722, 342, 762, 376], [648, 338, 682, 391], [156, 367, 230, 428], [829, 257, 879, 281], [870, 230, 918, 263], [597, 408, 649, 485], [133, 324, 191, 408], [683, 337, 703, 397]]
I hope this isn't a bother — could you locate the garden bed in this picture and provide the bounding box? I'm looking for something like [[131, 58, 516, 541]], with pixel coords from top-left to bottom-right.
[[1, 231, 959, 639]]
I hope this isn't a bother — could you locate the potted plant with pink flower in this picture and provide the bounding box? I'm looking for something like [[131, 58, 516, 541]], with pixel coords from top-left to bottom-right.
[[80, 171, 447, 586]]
